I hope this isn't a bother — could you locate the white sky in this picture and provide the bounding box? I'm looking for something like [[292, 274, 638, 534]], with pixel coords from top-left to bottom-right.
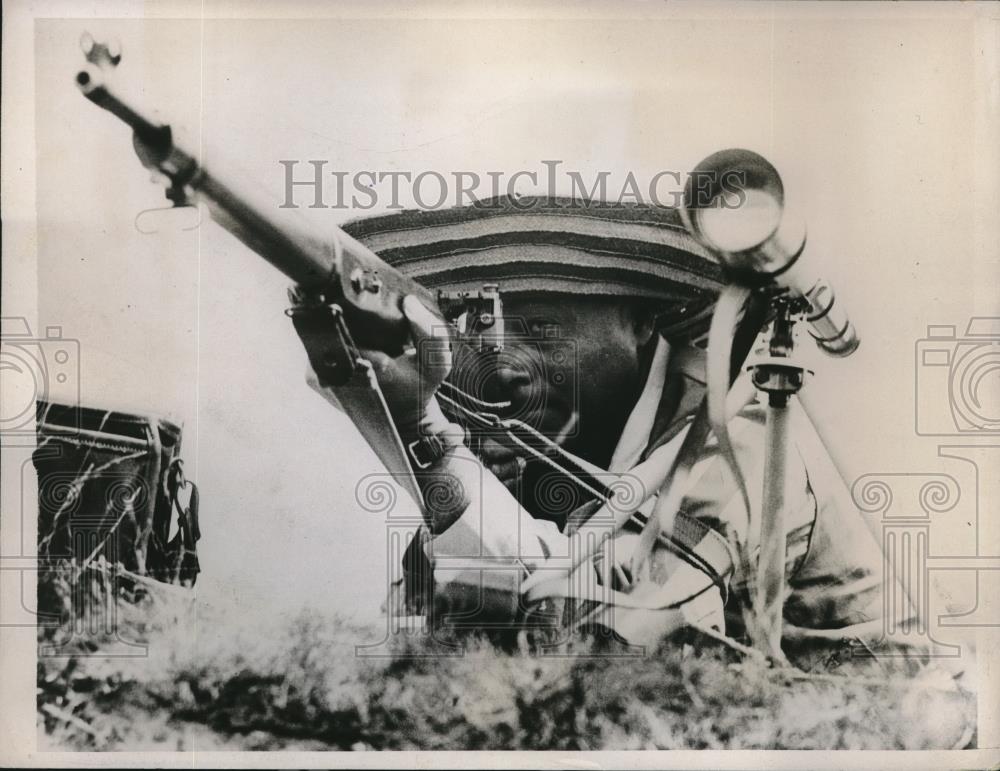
[[32, 11, 998, 619]]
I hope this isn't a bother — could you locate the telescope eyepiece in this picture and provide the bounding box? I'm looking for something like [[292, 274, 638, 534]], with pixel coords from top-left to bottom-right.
[[681, 148, 806, 283], [681, 148, 860, 358]]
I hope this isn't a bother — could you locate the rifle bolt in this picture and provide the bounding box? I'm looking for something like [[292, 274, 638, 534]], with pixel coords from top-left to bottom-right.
[[350, 268, 382, 294]]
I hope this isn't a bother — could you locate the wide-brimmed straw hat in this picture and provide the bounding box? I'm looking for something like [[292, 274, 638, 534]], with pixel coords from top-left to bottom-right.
[[343, 196, 724, 340]]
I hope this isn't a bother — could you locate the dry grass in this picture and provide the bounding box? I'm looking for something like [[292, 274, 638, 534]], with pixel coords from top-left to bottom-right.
[[36, 568, 976, 751]]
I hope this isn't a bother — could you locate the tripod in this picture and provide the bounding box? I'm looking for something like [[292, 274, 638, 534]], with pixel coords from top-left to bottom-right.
[[747, 296, 813, 658]]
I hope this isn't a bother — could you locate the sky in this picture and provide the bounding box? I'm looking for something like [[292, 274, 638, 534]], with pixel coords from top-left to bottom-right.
[[30, 9, 998, 621]]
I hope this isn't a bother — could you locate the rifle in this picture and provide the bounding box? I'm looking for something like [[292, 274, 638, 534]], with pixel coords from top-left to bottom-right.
[[76, 34, 457, 503], [76, 36, 439, 355], [75, 33, 616, 510], [75, 34, 767, 633]]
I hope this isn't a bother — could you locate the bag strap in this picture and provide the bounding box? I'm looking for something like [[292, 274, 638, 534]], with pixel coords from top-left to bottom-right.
[[289, 299, 422, 506], [165, 458, 201, 584], [629, 286, 762, 578], [523, 510, 732, 610]]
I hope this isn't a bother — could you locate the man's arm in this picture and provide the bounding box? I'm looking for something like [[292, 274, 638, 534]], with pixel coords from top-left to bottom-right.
[[294, 289, 566, 568]]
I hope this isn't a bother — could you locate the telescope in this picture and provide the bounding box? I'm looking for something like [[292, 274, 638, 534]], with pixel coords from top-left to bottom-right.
[[680, 149, 859, 357], [679, 148, 862, 657]]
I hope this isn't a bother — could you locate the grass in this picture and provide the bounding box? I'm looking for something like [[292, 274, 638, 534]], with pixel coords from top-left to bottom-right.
[[36, 565, 976, 752]]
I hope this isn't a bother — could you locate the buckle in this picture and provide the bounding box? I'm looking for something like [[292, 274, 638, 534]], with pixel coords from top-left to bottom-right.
[[407, 436, 442, 470]]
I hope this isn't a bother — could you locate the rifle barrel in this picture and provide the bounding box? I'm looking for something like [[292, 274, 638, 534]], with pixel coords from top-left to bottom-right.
[[77, 62, 440, 353], [77, 65, 163, 143]]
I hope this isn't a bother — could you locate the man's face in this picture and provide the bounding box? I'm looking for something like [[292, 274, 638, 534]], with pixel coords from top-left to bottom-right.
[[453, 293, 652, 469]]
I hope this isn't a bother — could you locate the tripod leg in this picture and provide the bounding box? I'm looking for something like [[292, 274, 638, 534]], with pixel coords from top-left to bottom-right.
[[757, 396, 791, 658]]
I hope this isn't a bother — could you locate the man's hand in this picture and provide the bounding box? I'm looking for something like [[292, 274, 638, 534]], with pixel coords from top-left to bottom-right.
[[291, 290, 453, 443], [477, 437, 529, 493], [358, 295, 453, 441]]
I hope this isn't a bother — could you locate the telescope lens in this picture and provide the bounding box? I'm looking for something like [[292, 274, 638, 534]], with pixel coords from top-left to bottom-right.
[[693, 186, 782, 254]]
